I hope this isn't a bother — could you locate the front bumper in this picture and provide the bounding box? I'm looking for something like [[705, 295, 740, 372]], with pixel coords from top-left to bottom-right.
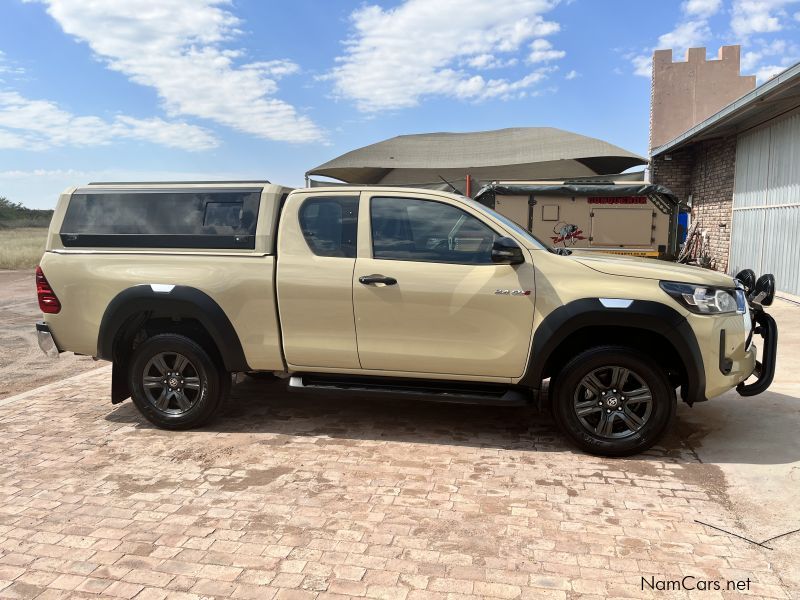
[[36, 321, 60, 358], [736, 309, 778, 396]]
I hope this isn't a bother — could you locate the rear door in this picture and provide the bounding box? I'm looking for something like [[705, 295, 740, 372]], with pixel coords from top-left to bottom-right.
[[590, 207, 655, 247], [352, 193, 535, 378], [277, 192, 361, 369]]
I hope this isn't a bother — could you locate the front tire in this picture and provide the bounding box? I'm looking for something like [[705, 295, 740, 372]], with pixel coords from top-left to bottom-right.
[[127, 334, 228, 430], [551, 346, 676, 456]]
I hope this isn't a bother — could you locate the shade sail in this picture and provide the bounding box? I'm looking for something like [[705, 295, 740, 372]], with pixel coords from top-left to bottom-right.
[[307, 127, 646, 185]]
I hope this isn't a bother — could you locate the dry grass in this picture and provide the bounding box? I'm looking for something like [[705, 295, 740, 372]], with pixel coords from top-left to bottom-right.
[[0, 227, 48, 270]]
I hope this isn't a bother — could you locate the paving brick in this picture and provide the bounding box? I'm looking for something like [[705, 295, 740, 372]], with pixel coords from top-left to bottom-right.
[[473, 581, 521, 598], [75, 577, 112, 594], [47, 573, 85, 591], [104, 580, 146, 598], [0, 371, 794, 599]]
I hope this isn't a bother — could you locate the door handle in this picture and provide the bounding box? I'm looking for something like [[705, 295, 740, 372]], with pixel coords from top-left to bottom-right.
[[359, 274, 397, 286]]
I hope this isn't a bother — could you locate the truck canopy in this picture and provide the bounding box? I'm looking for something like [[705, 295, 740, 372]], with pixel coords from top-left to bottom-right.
[[474, 181, 680, 216]]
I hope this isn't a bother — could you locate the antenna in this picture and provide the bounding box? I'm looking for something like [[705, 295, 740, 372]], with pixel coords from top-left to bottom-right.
[[438, 175, 460, 194]]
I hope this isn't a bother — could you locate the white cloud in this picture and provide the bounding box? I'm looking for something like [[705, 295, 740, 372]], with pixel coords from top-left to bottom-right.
[[731, 0, 799, 36], [0, 91, 217, 151], [565, 69, 579, 79], [741, 38, 786, 70], [528, 39, 566, 63], [0, 168, 300, 209], [756, 63, 790, 79], [0, 168, 90, 179], [657, 20, 711, 50], [0, 51, 25, 79], [328, 0, 562, 111], [683, 0, 723, 17], [632, 55, 653, 77], [0, 129, 28, 149], [480, 69, 554, 99], [465, 54, 518, 69], [31, 0, 323, 143], [631, 0, 799, 81], [741, 38, 799, 80], [630, 0, 715, 78]]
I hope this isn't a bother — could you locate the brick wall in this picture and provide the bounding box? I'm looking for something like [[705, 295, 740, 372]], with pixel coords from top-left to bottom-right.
[[650, 148, 694, 202], [689, 137, 736, 272], [651, 136, 737, 272]]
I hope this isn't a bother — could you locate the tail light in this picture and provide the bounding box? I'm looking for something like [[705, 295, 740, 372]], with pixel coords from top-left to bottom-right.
[[35, 266, 61, 314]]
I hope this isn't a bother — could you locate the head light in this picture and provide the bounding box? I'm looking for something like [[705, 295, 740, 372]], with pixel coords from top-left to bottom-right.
[[660, 281, 743, 315]]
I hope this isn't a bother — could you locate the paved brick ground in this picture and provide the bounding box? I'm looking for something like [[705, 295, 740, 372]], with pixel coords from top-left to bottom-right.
[[0, 371, 794, 599]]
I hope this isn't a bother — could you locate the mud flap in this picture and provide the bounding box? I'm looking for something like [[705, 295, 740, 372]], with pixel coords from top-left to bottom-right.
[[111, 362, 131, 404]]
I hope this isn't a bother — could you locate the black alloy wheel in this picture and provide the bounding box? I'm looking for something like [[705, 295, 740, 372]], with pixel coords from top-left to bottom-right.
[[551, 346, 676, 456], [128, 333, 229, 429], [573, 366, 653, 439], [142, 352, 202, 415]]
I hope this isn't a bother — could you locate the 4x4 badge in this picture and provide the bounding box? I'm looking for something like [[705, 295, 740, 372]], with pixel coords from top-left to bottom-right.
[[494, 289, 531, 296]]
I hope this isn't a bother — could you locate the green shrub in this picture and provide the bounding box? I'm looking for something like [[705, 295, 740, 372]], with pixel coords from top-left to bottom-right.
[[0, 197, 54, 229]]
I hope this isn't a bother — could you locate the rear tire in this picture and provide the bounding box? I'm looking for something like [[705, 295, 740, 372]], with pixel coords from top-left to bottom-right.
[[127, 333, 228, 430], [550, 346, 676, 456]]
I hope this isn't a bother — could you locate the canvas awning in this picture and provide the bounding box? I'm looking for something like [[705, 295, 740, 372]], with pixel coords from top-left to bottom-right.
[[307, 127, 646, 188]]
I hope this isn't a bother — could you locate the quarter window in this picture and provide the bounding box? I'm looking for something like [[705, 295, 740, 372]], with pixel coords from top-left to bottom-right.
[[299, 196, 359, 258], [371, 197, 498, 264]]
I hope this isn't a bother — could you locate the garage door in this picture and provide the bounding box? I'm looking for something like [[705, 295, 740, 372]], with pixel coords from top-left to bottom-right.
[[730, 111, 800, 296]]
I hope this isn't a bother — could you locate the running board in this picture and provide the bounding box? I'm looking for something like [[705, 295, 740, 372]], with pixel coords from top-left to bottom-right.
[[288, 374, 529, 406]]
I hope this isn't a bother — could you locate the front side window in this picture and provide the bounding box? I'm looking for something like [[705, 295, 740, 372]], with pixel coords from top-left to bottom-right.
[[371, 197, 498, 264], [299, 196, 359, 258]]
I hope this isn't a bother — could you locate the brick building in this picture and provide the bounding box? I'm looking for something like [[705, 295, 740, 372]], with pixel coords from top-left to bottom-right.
[[649, 47, 800, 295]]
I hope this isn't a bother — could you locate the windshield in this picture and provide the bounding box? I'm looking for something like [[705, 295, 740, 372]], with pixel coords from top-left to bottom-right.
[[466, 198, 550, 250]]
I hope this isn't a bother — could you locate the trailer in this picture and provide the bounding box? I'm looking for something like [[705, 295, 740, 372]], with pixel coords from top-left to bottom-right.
[[474, 180, 681, 259]]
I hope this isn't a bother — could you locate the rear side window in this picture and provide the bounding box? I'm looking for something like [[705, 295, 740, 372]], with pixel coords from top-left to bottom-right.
[[60, 189, 261, 249], [299, 196, 359, 258]]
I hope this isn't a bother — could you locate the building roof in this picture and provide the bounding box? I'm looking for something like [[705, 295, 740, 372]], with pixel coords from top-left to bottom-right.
[[651, 60, 800, 156], [307, 127, 646, 184]]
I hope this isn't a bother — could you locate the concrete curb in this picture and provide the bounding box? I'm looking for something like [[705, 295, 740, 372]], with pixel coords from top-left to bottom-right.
[[0, 364, 111, 408]]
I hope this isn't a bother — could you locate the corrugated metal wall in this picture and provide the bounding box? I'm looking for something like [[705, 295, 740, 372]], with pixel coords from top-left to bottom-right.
[[730, 110, 800, 296]]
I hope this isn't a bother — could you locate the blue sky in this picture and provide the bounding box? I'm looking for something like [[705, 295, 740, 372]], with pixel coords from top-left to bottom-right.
[[1, 0, 798, 208]]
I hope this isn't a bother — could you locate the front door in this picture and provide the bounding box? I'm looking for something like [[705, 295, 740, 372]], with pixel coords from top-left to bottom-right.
[[352, 194, 535, 378]]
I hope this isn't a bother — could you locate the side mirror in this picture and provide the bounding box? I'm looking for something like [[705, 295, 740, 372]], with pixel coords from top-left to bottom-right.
[[735, 269, 756, 293], [491, 237, 524, 265], [751, 274, 776, 306]]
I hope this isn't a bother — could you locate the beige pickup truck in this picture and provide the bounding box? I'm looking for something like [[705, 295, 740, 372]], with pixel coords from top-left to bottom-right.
[[35, 181, 777, 456]]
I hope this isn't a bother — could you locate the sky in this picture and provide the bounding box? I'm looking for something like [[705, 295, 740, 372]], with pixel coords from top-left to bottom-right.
[[1, 0, 799, 209]]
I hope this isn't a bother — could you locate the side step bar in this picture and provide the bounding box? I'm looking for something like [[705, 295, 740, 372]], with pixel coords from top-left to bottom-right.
[[288, 374, 530, 406]]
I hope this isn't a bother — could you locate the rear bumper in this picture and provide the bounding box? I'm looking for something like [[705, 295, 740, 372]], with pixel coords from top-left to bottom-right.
[[737, 310, 778, 396], [36, 321, 61, 358]]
